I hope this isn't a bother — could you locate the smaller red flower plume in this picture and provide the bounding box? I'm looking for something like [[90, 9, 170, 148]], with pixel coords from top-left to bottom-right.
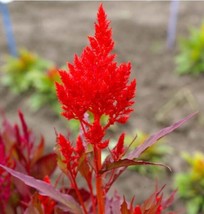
[[111, 133, 125, 160], [57, 134, 85, 177], [56, 4, 136, 128], [58, 134, 74, 165]]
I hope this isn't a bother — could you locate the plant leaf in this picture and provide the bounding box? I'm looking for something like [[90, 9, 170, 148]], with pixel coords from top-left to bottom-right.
[[120, 198, 131, 214], [162, 189, 177, 209], [31, 137, 45, 165], [77, 153, 92, 187], [105, 193, 122, 214], [31, 153, 57, 179], [100, 159, 170, 173], [0, 164, 82, 214], [127, 112, 197, 159], [24, 206, 40, 214], [104, 168, 125, 193]]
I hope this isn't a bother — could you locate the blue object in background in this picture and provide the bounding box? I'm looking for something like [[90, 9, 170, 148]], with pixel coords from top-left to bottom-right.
[[167, 0, 180, 49], [0, 2, 17, 56]]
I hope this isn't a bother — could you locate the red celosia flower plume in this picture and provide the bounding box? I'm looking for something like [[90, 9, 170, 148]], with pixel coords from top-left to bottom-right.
[[56, 4, 136, 130], [58, 134, 85, 177]]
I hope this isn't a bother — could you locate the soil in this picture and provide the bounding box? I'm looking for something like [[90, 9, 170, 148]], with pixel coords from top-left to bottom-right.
[[1, 1, 204, 213]]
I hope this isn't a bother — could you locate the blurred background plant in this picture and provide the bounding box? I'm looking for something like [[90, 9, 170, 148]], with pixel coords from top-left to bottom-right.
[[30, 66, 61, 113], [174, 152, 204, 214], [1, 49, 53, 93], [176, 23, 204, 75], [1, 49, 81, 136]]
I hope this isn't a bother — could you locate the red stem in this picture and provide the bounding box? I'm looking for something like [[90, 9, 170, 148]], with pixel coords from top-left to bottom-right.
[[70, 173, 88, 214], [87, 180, 97, 214], [94, 146, 105, 214]]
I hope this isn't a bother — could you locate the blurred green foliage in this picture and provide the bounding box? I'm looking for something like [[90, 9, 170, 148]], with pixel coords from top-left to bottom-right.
[[1, 49, 53, 93], [176, 23, 204, 75], [175, 152, 204, 214], [1, 49, 81, 135], [30, 66, 61, 113]]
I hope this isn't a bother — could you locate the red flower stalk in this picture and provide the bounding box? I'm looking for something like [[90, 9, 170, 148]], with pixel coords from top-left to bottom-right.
[[56, 4, 136, 214], [56, 4, 136, 148]]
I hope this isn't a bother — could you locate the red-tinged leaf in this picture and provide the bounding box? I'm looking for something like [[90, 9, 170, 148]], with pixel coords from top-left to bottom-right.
[[104, 168, 125, 193], [140, 195, 158, 214], [18, 110, 30, 143], [31, 153, 57, 179], [129, 196, 135, 212], [101, 159, 170, 174], [25, 193, 43, 214], [127, 112, 197, 159], [0, 164, 82, 214], [31, 137, 45, 165], [24, 206, 40, 214], [78, 154, 92, 186], [105, 192, 122, 213], [12, 175, 31, 198], [66, 188, 91, 204], [138, 188, 165, 213], [120, 198, 131, 214], [162, 189, 177, 209]]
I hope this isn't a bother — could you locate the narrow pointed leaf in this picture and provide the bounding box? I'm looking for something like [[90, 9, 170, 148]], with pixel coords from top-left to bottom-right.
[[78, 154, 92, 186], [100, 159, 170, 174], [104, 167, 125, 193], [0, 164, 82, 214], [31, 137, 45, 165], [127, 112, 197, 159], [162, 189, 177, 209], [120, 199, 131, 214]]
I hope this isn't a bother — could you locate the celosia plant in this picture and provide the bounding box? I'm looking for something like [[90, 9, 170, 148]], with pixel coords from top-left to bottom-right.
[[0, 4, 196, 214], [0, 111, 57, 213], [175, 152, 204, 214]]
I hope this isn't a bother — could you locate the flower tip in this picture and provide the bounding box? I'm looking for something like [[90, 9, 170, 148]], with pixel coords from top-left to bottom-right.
[[98, 3, 106, 19], [99, 3, 104, 11]]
